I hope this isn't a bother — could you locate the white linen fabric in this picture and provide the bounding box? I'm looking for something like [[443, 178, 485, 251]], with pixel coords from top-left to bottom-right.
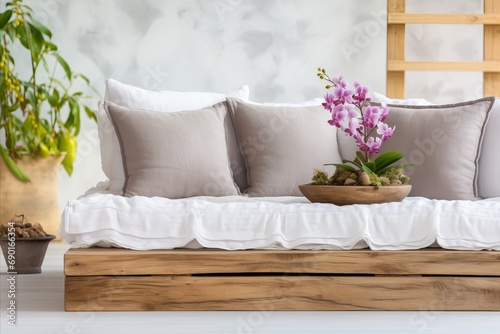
[[60, 192, 500, 251]]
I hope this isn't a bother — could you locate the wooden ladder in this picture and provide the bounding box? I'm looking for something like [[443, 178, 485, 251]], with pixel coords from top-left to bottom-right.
[[387, 0, 500, 98]]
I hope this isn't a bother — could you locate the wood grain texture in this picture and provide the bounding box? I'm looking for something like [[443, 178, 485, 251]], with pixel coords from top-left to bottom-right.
[[64, 248, 500, 276], [386, 0, 405, 98], [65, 275, 500, 311], [388, 13, 500, 24], [388, 60, 500, 72], [484, 0, 500, 96], [386, 0, 500, 98], [298, 184, 411, 205]]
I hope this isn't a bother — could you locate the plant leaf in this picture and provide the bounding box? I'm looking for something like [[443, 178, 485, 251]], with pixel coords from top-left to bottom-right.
[[341, 159, 362, 168], [362, 162, 375, 174], [325, 163, 357, 173], [356, 151, 367, 164], [0, 10, 12, 30], [47, 88, 60, 107], [0, 146, 30, 182], [373, 150, 404, 172], [66, 98, 81, 136], [30, 18, 52, 38], [26, 22, 45, 58], [53, 53, 72, 79], [84, 105, 97, 121]]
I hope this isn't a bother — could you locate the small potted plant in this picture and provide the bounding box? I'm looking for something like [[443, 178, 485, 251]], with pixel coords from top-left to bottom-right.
[[0, 0, 96, 235], [0, 215, 55, 274], [299, 68, 412, 205]]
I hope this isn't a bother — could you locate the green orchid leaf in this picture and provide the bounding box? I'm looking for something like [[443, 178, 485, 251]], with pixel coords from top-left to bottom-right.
[[373, 150, 404, 172], [325, 163, 357, 173], [362, 162, 375, 174], [341, 159, 361, 168], [0, 10, 13, 30], [356, 151, 367, 164], [0, 146, 30, 182], [53, 53, 72, 79]]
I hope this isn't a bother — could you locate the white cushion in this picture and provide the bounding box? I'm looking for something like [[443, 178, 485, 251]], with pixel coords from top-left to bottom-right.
[[372, 92, 434, 106], [97, 79, 249, 191]]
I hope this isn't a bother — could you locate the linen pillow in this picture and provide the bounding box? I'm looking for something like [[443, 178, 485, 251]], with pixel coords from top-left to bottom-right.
[[477, 97, 500, 199], [380, 97, 495, 200], [338, 94, 434, 162], [97, 79, 250, 192], [226, 98, 342, 196], [104, 101, 240, 198]]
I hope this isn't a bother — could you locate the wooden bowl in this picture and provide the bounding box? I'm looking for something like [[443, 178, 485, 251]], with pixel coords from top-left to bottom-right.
[[298, 184, 412, 206]]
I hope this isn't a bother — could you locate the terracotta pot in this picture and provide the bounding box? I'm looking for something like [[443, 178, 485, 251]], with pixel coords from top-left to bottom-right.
[[0, 155, 65, 239], [0, 234, 56, 274], [298, 184, 412, 205]]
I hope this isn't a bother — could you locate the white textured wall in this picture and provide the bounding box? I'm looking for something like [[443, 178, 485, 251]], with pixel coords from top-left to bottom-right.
[[15, 0, 387, 208], [4, 0, 484, 207]]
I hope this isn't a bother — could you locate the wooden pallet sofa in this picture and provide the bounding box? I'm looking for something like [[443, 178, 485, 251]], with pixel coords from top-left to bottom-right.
[[62, 1, 500, 308], [62, 91, 500, 311], [64, 248, 500, 311]]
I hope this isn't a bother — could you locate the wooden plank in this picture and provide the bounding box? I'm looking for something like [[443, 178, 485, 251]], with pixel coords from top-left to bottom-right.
[[387, 0, 406, 98], [64, 248, 500, 276], [65, 275, 500, 311], [388, 60, 500, 72], [484, 0, 500, 96], [389, 13, 500, 25]]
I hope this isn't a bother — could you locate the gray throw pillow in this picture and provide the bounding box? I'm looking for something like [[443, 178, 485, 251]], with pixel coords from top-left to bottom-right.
[[227, 98, 342, 196], [105, 101, 240, 198], [381, 97, 495, 200]]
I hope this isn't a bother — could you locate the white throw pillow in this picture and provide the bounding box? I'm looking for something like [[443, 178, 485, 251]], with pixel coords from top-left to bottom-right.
[[97, 79, 250, 191], [372, 92, 434, 106]]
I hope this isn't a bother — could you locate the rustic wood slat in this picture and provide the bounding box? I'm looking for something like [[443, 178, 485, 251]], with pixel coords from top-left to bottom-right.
[[386, 0, 500, 98], [388, 13, 500, 25], [484, 0, 500, 96], [64, 248, 500, 276], [386, 0, 406, 98], [388, 60, 500, 72], [65, 275, 500, 311]]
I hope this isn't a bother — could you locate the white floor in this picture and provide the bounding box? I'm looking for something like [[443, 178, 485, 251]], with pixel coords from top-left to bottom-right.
[[1, 242, 500, 334]]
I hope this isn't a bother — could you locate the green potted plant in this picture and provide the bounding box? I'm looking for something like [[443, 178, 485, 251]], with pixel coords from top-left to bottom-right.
[[0, 0, 96, 236]]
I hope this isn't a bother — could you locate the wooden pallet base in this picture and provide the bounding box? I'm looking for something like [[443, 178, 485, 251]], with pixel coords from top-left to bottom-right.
[[64, 248, 500, 311]]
